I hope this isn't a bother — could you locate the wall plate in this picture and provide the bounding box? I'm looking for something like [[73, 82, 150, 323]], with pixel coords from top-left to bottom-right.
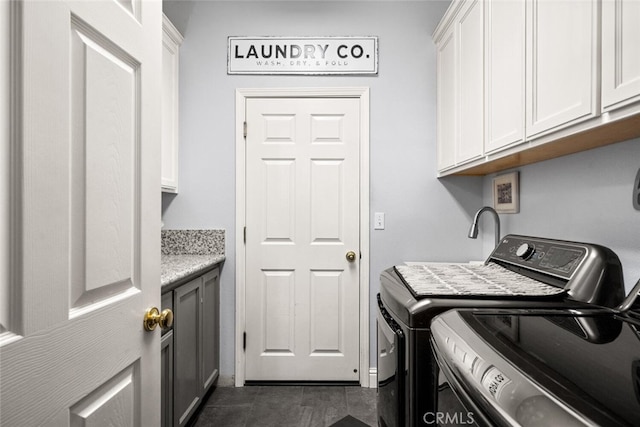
[[374, 212, 385, 230], [634, 168, 640, 211]]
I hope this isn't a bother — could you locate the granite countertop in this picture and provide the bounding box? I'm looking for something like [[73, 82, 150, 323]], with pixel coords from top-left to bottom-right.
[[160, 229, 226, 291], [161, 254, 225, 289]]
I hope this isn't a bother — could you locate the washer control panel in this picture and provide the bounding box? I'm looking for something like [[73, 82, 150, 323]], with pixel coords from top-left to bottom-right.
[[490, 236, 587, 280]]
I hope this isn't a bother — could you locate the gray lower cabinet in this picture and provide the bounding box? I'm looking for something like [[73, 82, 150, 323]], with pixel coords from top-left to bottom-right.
[[174, 277, 202, 426], [162, 266, 220, 427], [161, 331, 174, 427], [161, 291, 174, 427], [201, 269, 220, 392]]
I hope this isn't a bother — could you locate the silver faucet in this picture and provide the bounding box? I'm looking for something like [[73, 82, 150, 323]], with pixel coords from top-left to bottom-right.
[[468, 206, 501, 248]]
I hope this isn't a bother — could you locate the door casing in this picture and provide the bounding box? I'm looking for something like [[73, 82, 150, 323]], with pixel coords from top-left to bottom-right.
[[235, 87, 370, 387]]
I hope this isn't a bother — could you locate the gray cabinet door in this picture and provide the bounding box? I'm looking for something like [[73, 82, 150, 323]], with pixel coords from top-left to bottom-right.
[[173, 277, 202, 427], [202, 268, 220, 392], [161, 330, 174, 427]]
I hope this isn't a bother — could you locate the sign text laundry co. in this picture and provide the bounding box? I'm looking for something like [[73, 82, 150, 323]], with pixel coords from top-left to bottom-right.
[[227, 37, 378, 75]]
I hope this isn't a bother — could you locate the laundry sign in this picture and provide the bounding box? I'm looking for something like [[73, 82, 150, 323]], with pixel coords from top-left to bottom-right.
[[228, 36, 378, 75]]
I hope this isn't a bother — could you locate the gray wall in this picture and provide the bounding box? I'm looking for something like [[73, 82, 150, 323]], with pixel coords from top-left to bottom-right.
[[480, 139, 640, 293], [161, 0, 487, 381], [162, 0, 640, 384]]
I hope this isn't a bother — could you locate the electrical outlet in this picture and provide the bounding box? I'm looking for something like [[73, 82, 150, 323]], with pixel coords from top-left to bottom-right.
[[374, 212, 385, 230], [634, 168, 640, 211]]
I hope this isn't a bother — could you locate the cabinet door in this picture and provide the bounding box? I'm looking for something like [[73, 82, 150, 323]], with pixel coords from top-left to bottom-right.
[[160, 291, 174, 427], [161, 15, 182, 193], [173, 278, 202, 427], [436, 25, 457, 170], [201, 268, 220, 393], [456, 0, 484, 163], [602, 0, 640, 111], [526, 0, 597, 137], [161, 331, 174, 427], [485, 0, 525, 153]]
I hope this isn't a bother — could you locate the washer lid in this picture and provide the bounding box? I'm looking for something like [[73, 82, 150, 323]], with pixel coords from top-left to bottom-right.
[[432, 309, 640, 427]]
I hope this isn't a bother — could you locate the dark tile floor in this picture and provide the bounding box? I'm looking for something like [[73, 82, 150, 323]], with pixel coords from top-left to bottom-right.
[[191, 385, 377, 427]]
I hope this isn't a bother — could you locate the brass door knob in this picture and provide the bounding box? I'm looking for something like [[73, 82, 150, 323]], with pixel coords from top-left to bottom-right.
[[346, 251, 357, 262], [143, 307, 174, 332]]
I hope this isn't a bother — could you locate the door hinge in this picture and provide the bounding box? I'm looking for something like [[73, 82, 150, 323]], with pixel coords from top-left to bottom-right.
[[243, 226, 246, 244], [243, 332, 246, 351], [243, 121, 247, 139]]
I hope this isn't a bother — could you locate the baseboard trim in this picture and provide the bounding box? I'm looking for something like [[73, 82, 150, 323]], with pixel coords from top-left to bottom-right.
[[223, 372, 377, 388], [369, 368, 377, 388], [245, 380, 359, 387], [216, 374, 235, 387]]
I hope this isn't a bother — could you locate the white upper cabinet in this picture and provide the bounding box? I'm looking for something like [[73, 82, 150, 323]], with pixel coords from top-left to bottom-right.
[[602, 0, 640, 111], [526, 0, 598, 138], [434, 0, 484, 171], [436, 26, 457, 170], [434, 0, 640, 176], [161, 15, 183, 193], [485, 0, 525, 153], [457, 0, 484, 163]]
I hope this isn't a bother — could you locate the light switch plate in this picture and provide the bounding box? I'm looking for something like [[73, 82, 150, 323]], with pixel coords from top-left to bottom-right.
[[374, 212, 385, 230]]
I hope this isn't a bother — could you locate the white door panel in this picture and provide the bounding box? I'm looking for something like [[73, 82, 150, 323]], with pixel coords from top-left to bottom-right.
[[0, 0, 10, 334], [0, 0, 161, 425], [245, 97, 360, 381], [70, 365, 139, 427]]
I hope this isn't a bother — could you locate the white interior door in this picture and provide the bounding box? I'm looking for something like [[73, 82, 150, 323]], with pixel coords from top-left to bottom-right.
[[0, 1, 162, 425], [244, 97, 361, 382]]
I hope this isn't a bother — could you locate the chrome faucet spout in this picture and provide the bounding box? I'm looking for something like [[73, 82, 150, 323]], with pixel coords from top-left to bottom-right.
[[468, 206, 501, 248]]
